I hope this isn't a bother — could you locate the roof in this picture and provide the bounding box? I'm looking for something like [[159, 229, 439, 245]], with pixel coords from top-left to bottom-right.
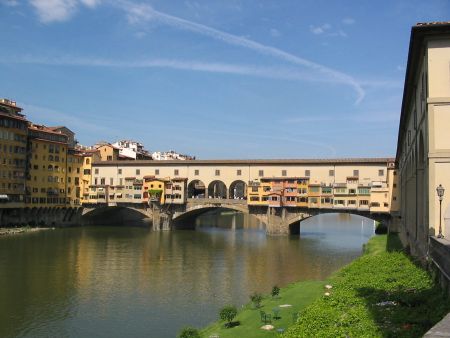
[[0, 99, 23, 112], [396, 22, 450, 163], [0, 110, 28, 122], [28, 124, 68, 137], [93, 157, 394, 167]]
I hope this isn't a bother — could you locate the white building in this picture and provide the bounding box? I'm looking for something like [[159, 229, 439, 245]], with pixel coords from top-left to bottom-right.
[[112, 140, 152, 160], [151, 150, 195, 161]]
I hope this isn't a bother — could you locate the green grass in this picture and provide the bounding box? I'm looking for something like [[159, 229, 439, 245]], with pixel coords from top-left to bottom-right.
[[283, 234, 450, 338], [201, 280, 324, 338]]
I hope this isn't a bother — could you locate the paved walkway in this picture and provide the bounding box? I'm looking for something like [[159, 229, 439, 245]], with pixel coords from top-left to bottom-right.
[[424, 313, 450, 337]]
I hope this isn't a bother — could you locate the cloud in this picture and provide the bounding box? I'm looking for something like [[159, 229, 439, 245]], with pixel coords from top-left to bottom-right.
[[29, 0, 101, 23], [20, 102, 116, 134], [1, 0, 19, 6], [113, 1, 365, 103], [22, 0, 365, 103], [342, 17, 355, 25], [79, 0, 101, 7], [283, 111, 399, 124], [310, 23, 347, 38], [310, 23, 331, 35], [270, 28, 281, 37], [0, 55, 359, 86]]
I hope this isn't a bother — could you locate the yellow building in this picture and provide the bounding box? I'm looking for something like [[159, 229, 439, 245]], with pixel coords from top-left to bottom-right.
[[297, 178, 309, 207], [27, 124, 69, 207], [66, 150, 84, 206], [96, 143, 119, 161], [143, 176, 167, 204], [0, 99, 28, 208], [247, 181, 272, 206], [80, 152, 95, 204], [308, 183, 321, 208]]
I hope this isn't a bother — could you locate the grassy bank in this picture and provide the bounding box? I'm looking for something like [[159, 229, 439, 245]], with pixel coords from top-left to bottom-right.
[[200, 281, 324, 337], [283, 234, 450, 338]]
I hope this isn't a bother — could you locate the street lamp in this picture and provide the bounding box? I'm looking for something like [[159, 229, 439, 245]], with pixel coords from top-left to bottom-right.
[[436, 184, 445, 238]]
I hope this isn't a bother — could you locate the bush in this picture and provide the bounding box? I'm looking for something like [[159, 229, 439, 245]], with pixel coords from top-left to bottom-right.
[[283, 235, 450, 338], [271, 286, 280, 298], [178, 326, 201, 338], [219, 305, 237, 327], [375, 221, 388, 234], [249, 292, 263, 308]]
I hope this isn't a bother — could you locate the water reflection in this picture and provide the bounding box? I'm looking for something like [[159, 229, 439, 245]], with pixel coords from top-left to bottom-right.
[[0, 213, 374, 338]]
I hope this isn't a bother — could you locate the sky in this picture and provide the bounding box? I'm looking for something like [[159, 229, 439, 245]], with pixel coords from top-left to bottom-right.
[[0, 0, 449, 159]]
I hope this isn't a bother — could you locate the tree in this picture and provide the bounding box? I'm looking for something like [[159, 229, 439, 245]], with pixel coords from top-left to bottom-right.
[[271, 285, 280, 298], [219, 305, 238, 328], [250, 292, 263, 308], [178, 326, 201, 338]]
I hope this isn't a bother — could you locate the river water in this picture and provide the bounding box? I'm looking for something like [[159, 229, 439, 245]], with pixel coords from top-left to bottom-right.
[[0, 213, 374, 338]]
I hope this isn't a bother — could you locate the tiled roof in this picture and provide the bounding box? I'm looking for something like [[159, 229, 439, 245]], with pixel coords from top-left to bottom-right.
[[94, 158, 394, 166]]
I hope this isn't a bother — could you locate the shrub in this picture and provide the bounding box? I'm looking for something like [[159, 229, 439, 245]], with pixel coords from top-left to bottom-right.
[[250, 292, 263, 308], [219, 305, 237, 327], [375, 221, 388, 234], [178, 326, 201, 338], [271, 285, 280, 298]]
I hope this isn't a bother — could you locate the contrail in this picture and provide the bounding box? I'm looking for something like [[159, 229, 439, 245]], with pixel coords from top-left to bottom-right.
[[114, 0, 365, 103]]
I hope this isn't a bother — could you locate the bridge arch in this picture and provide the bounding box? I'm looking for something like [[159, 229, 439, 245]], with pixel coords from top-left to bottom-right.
[[172, 202, 252, 229], [188, 180, 206, 198], [286, 210, 390, 235], [229, 180, 247, 199], [208, 180, 227, 199], [81, 205, 151, 226]]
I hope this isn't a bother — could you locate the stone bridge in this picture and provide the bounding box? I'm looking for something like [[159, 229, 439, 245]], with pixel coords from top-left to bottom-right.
[[81, 198, 392, 235]]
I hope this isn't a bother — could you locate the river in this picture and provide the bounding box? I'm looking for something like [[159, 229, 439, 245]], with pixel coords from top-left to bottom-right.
[[0, 212, 374, 338]]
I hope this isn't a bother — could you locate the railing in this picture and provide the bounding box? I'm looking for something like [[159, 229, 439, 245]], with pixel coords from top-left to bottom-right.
[[187, 197, 247, 205]]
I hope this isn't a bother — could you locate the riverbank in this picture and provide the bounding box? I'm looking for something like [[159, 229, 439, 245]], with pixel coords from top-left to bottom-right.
[[0, 226, 53, 236], [200, 280, 325, 338], [197, 234, 450, 338], [283, 233, 450, 337]]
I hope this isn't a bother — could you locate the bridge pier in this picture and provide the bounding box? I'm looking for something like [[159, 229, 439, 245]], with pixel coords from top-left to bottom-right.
[[265, 207, 290, 235]]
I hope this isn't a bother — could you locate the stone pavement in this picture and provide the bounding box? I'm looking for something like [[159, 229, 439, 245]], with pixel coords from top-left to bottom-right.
[[424, 313, 450, 337]]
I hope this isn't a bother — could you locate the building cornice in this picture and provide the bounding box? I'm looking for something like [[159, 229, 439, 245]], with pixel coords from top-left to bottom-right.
[[92, 157, 394, 167]]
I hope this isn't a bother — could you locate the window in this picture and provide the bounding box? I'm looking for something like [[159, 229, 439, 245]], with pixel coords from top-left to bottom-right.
[[107, 156, 112, 161], [329, 170, 334, 177], [110, 178, 114, 185], [258, 170, 264, 177], [378, 169, 384, 177], [194, 169, 199, 176], [101, 178, 105, 185], [136, 169, 140, 175], [95, 168, 99, 174], [118, 169, 122, 175], [250, 196, 259, 201], [174, 169, 179, 176], [305, 170, 310, 177], [86, 158, 90, 165], [155, 169, 160, 175], [282, 170, 287, 177], [252, 186, 258, 192], [353, 170, 359, 177], [237, 169, 241, 176], [215, 169, 220, 176]]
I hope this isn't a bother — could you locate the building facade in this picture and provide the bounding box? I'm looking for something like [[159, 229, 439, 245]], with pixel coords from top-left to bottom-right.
[[88, 158, 398, 214], [0, 99, 28, 208], [396, 22, 450, 258]]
